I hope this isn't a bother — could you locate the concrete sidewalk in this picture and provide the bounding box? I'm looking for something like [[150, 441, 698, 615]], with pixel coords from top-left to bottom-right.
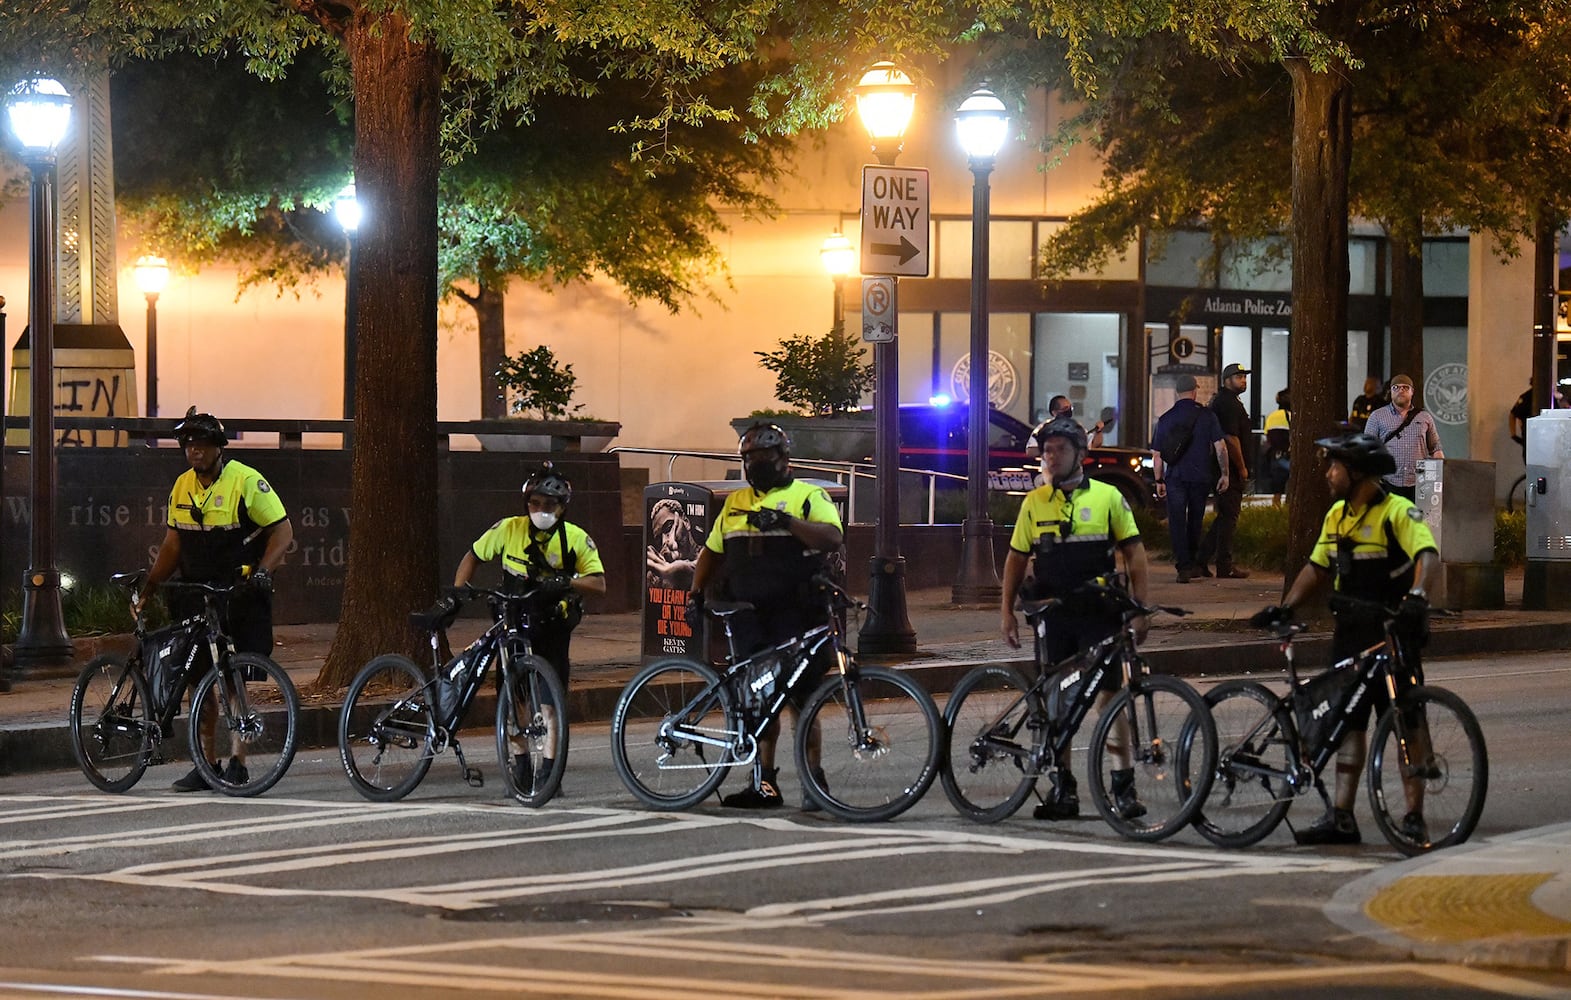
[[5, 560, 1571, 975]]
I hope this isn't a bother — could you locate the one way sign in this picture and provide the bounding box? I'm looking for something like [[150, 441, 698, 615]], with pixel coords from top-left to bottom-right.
[[860, 165, 929, 277]]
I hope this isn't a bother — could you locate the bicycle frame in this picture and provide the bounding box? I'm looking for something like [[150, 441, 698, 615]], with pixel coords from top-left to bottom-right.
[[969, 603, 1149, 774], [655, 581, 855, 772], [1225, 616, 1414, 792], [419, 593, 540, 736]]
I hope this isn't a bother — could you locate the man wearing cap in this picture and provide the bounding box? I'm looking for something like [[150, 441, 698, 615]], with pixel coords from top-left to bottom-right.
[[1364, 374, 1443, 501], [1196, 363, 1253, 579], [1151, 375, 1229, 583], [137, 407, 293, 792]]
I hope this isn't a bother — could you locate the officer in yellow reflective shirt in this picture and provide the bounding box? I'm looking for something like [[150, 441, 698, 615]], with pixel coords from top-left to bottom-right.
[[690, 422, 845, 810], [138, 408, 294, 792], [1255, 432, 1439, 845], [1001, 416, 1150, 822]]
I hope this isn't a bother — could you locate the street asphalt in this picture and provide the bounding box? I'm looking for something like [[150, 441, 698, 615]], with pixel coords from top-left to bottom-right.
[[4, 559, 1571, 976]]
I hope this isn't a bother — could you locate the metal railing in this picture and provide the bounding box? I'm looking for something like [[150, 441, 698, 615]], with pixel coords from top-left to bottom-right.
[[608, 446, 968, 526]]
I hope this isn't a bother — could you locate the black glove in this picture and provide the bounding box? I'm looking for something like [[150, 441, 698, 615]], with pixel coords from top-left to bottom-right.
[[537, 573, 575, 599], [745, 507, 789, 531], [1249, 605, 1292, 629], [246, 567, 273, 595], [1397, 592, 1429, 628], [684, 592, 705, 629]]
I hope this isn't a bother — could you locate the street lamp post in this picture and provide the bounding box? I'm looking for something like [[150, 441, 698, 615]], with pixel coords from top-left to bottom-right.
[[334, 182, 362, 421], [951, 85, 1009, 605], [132, 255, 169, 420], [853, 62, 918, 655], [820, 230, 855, 334], [6, 77, 75, 672]]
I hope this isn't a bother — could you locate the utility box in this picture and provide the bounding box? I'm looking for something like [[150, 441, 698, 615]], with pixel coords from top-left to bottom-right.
[[1523, 410, 1571, 609], [639, 479, 848, 662], [1414, 458, 1503, 609]]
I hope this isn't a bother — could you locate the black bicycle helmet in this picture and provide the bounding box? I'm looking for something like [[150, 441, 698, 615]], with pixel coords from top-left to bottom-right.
[[173, 406, 227, 447], [738, 422, 792, 458], [1314, 432, 1397, 477], [522, 462, 573, 505], [1032, 415, 1088, 453]]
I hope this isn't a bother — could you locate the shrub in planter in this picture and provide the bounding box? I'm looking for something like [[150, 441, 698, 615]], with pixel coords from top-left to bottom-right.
[[495, 344, 583, 419], [755, 328, 875, 416]]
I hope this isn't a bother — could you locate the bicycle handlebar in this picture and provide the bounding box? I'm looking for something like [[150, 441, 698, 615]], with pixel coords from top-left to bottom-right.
[[110, 570, 252, 597], [1019, 577, 1188, 623]]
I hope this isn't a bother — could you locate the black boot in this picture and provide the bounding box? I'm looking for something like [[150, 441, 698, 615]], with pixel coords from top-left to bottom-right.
[[1033, 769, 1080, 820], [1294, 807, 1361, 845], [722, 765, 783, 809], [1110, 767, 1147, 820]]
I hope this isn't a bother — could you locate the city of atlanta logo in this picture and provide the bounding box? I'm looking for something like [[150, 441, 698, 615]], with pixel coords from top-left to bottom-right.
[[1424, 363, 1469, 425]]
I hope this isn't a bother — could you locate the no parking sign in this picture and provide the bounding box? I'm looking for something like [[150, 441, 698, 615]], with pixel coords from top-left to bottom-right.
[[862, 276, 895, 343]]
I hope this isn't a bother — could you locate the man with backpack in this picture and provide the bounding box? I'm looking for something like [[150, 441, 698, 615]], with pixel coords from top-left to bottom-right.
[[1150, 375, 1229, 584], [1363, 373, 1443, 501], [1251, 432, 1438, 845]]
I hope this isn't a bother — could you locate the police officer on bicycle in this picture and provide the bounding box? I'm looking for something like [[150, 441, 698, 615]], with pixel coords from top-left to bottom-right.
[[689, 422, 845, 809], [1254, 432, 1438, 845], [454, 462, 606, 685], [136, 408, 294, 792], [1001, 416, 1150, 822]]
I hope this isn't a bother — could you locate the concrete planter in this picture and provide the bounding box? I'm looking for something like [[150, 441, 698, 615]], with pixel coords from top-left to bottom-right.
[[730, 414, 873, 463], [474, 419, 620, 453]]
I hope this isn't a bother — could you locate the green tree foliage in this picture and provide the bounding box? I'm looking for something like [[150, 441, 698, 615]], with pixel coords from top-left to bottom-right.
[[494, 344, 581, 419], [755, 328, 875, 416]]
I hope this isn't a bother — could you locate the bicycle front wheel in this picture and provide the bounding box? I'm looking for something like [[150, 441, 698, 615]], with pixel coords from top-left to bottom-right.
[[497, 654, 569, 807], [1368, 684, 1488, 856], [340, 654, 436, 802], [69, 654, 153, 793], [939, 665, 1038, 823], [798, 665, 941, 822], [190, 653, 299, 797], [611, 658, 734, 810], [1192, 680, 1296, 848], [1087, 673, 1216, 842]]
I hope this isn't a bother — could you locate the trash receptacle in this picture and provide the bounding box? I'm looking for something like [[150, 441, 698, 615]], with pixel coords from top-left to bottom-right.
[[640, 479, 848, 662]]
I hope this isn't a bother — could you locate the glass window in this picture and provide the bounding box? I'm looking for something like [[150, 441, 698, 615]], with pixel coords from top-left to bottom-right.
[[1422, 326, 1469, 458], [1259, 328, 1290, 428], [936, 312, 1033, 424], [936, 219, 971, 279], [1146, 230, 1215, 287], [1423, 240, 1470, 297], [1032, 313, 1123, 444], [1349, 239, 1377, 295], [1038, 221, 1140, 281], [1220, 239, 1292, 292], [897, 312, 936, 403], [991, 220, 1035, 280], [1347, 330, 1369, 413]]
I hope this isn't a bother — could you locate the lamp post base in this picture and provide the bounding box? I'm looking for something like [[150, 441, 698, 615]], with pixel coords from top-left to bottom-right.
[[951, 516, 1001, 605], [859, 555, 917, 656], [12, 568, 74, 674]]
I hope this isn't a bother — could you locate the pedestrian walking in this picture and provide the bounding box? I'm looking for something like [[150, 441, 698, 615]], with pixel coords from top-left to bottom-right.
[[1150, 375, 1229, 584], [1196, 363, 1252, 579]]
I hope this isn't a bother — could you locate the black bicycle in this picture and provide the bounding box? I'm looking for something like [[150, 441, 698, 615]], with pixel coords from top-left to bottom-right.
[[610, 574, 942, 822], [1193, 596, 1488, 855], [68, 570, 301, 796], [338, 582, 569, 806], [940, 579, 1217, 841]]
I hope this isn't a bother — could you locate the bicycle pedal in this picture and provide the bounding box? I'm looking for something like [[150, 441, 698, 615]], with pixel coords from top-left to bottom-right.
[[463, 767, 484, 787]]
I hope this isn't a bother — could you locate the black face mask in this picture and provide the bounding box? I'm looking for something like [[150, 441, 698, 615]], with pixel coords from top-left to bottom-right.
[[744, 457, 787, 492]]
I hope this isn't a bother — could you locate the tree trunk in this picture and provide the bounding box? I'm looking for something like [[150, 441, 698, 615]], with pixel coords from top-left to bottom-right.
[[476, 271, 507, 419], [1283, 58, 1353, 586], [315, 12, 443, 689], [1388, 231, 1425, 396]]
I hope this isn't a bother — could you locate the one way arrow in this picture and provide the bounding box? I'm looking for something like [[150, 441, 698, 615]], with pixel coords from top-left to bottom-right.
[[869, 236, 921, 265]]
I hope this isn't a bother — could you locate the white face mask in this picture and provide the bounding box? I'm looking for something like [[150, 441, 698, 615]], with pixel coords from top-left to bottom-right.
[[530, 510, 559, 531]]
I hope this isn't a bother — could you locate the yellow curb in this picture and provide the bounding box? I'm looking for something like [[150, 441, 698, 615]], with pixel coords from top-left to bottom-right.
[[1366, 873, 1571, 943]]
